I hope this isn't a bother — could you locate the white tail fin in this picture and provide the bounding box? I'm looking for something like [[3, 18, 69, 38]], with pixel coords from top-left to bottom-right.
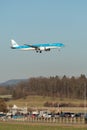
[[11, 39, 19, 48]]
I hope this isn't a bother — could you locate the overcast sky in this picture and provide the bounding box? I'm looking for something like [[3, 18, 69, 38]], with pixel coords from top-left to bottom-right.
[[0, 0, 87, 82]]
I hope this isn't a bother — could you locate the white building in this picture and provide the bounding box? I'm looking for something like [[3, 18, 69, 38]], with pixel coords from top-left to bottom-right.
[[8, 104, 27, 115]]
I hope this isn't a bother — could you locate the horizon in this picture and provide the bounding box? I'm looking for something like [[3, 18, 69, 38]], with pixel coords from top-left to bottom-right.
[[0, 73, 87, 85]]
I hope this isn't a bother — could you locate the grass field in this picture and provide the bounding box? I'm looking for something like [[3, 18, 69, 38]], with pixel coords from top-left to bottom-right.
[[7, 95, 87, 113], [7, 95, 85, 107], [0, 122, 87, 130]]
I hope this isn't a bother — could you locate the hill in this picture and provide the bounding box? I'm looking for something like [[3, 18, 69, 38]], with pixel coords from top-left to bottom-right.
[[0, 79, 28, 87]]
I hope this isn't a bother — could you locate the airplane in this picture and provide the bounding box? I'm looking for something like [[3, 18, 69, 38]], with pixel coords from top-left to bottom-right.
[[11, 39, 64, 53]]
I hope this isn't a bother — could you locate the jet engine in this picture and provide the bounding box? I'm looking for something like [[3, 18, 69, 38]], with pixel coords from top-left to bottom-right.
[[39, 47, 50, 51]]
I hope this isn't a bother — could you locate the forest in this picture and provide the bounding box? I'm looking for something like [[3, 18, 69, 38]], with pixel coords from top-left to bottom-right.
[[0, 74, 87, 100]]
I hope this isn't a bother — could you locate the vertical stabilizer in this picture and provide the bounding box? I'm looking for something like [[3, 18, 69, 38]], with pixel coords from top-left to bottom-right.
[[11, 39, 19, 48]]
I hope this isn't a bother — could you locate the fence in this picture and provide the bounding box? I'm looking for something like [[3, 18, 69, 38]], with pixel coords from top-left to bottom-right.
[[3, 116, 85, 124]]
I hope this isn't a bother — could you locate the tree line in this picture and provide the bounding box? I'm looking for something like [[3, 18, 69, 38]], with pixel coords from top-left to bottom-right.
[[0, 74, 87, 100]]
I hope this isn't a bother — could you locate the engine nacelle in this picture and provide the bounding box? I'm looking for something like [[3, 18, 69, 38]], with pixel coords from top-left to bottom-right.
[[39, 47, 46, 51], [39, 47, 50, 51], [45, 48, 50, 51]]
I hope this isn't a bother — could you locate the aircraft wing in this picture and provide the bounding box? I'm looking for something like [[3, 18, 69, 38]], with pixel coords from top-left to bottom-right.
[[24, 44, 39, 49], [24, 44, 47, 53]]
